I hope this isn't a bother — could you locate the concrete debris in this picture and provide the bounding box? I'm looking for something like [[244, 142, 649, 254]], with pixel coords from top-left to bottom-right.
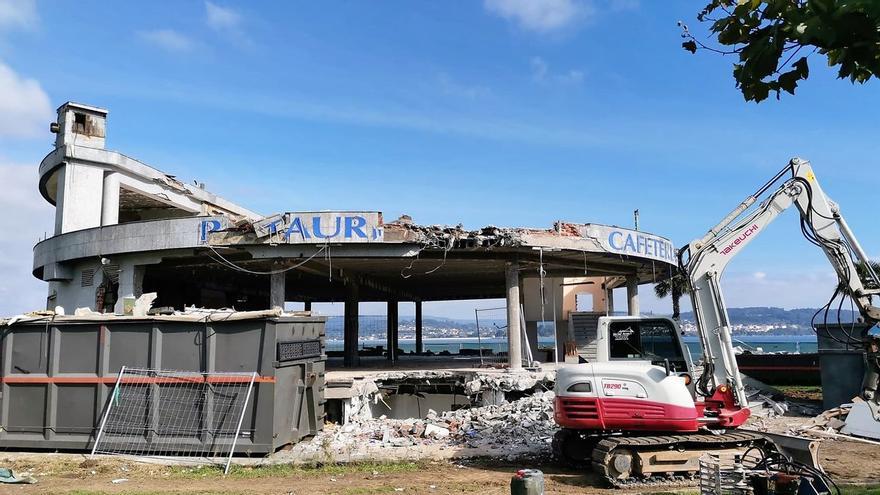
[[253, 213, 285, 238], [385, 222, 527, 250], [748, 393, 789, 417], [744, 384, 793, 419], [424, 424, 450, 439], [1, 307, 292, 327], [796, 404, 852, 437], [758, 402, 880, 445], [132, 292, 157, 317], [74, 307, 102, 316], [287, 391, 557, 463], [326, 369, 554, 425], [462, 371, 554, 395], [0, 467, 36, 484]]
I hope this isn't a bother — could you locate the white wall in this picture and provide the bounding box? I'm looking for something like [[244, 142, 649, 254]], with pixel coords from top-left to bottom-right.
[[55, 163, 104, 234], [53, 259, 103, 311]]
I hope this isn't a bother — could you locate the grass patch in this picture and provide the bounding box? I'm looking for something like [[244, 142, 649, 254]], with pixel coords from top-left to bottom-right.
[[773, 385, 823, 401], [841, 485, 880, 495], [169, 460, 426, 480]]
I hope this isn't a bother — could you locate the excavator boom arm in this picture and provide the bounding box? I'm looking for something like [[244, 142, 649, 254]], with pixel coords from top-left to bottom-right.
[[681, 158, 880, 408]]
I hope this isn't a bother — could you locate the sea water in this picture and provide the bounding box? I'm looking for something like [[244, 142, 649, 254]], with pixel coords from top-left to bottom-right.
[[325, 334, 819, 356]]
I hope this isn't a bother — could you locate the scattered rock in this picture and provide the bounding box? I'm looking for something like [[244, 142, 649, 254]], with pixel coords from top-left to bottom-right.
[[424, 424, 450, 439], [289, 389, 558, 462]]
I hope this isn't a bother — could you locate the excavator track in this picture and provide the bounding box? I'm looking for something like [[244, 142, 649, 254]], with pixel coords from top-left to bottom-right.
[[591, 430, 771, 489]]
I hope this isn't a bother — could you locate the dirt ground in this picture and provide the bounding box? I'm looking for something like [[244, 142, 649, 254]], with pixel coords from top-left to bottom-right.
[[1, 438, 878, 495]]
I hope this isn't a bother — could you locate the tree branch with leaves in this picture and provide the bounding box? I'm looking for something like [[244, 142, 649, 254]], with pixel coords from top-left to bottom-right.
[[682, 0, 880, 102]]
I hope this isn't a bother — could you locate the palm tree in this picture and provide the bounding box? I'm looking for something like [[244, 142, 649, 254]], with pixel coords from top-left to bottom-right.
[[854, 260, 880, 290], [654, 272, 690, 321]]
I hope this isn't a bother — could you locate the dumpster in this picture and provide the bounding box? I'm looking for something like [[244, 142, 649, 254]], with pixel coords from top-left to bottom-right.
[[816, 323, 871, 410], [0, 311, 325, 453]]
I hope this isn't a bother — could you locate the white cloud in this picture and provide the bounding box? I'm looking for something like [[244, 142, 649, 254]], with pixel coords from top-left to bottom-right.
[[0, 0, 37, 31], [205, 1, 241, 31], [530, 56, 549, 80], [753, 271, 767, 280], [137, 29, 196, 53], [0, 60, 52, 138], [204, 1, 253, 49], [561, 69, 584, 84], [530, 56, 584, 84], [0, 163, 53, 316], [484, 0, 591, 33], [438, 73, 492, 100]]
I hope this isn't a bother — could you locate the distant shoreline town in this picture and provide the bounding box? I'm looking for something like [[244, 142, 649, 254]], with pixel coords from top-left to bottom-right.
[[321, 306, 852, 340]]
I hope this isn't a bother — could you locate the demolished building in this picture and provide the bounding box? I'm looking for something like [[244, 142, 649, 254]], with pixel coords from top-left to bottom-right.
[[31, 102, 678, 371]]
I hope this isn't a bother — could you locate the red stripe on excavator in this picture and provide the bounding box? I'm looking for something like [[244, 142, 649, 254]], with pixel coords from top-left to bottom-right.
[[738, 366, 817, 371], [554, 396, 700, 432]]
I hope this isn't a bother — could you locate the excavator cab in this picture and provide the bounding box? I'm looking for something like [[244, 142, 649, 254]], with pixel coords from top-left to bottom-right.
[[555, 315, 700, 433], [602, 317, 692, 374], [564, 314, 693, 373]]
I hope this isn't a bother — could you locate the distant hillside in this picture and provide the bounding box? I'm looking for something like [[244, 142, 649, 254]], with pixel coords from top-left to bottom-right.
[[321, 307, 864, 340], [679, 307, 858, 327]]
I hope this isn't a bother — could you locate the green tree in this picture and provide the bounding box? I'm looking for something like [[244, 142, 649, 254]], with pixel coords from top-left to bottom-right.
[[654, 273, 690, 320], [856, 260, 880, 289], [682, 1, 880, 102]]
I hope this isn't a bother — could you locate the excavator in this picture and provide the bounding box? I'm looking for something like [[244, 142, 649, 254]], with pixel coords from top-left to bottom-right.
[[552, 158, 880, 487]]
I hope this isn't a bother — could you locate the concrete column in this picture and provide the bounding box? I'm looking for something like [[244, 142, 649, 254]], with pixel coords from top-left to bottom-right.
[[506, 262, 522, 370], [114, 262, 145, 314], [415, 301, 423, 354], [269, 272, 285, 310], [386, 300, 399, 361], [344, 282, 360, 368], [101, 172, 120, 226], [626, 275, 640, 316], [606, 286, 614, 315]]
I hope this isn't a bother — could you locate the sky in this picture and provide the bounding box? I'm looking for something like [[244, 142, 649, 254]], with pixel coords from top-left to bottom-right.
[[1, 0, 878, 319]]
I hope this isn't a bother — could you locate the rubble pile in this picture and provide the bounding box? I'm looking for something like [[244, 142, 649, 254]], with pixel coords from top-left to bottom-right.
[[746, 391, 791, 418], [462, 371, 555, 395], [289, 391, 557, 463], [384, 221, 526, 250], [433, 389, 557, 451], [796, 405, 850, 437]]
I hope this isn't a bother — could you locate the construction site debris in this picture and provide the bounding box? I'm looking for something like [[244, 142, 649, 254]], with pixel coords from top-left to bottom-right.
[[463, 371, 555, 395], [288, 390, 557, 463], [74, 307, 102, 316], [0, 307, 303, 327], [756, 401, 880, 446], [748, 393, 790, 417], [795, 404, 851, 438], [0, 467, 36, 484], [132, 292, 157, 317]]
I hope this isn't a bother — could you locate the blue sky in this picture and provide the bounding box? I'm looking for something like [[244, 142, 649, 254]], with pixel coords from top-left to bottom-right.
[[1, 0, 878, 318]]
